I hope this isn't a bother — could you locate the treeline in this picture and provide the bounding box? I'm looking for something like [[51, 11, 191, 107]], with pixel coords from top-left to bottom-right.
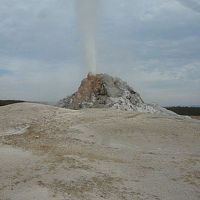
[[166, 107, 200, 116], [0, 100, 24, 107]]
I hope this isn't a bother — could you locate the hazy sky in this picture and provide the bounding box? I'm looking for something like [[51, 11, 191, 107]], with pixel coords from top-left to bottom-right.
[[0, 0, 200, 106]]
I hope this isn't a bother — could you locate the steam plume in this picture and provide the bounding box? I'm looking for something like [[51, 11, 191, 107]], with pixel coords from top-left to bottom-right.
[[76, 0, 98, 74]]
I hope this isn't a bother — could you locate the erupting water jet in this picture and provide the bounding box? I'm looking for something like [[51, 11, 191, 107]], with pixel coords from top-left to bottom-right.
[[76, 0, 98, 74]]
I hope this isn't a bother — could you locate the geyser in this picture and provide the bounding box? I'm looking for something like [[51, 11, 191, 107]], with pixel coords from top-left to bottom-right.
[[58, 73, 177, 116], [76, 0, 98, 74]]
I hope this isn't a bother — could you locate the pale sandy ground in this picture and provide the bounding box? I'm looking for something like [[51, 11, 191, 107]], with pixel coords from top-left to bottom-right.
[[0, 103, 200, 200]]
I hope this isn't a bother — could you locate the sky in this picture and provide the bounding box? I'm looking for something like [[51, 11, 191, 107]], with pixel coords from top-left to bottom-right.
[[0, 0, 200, 106]]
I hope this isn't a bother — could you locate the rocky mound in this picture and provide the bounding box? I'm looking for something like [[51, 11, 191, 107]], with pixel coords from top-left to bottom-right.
[[58, 73, 176, 115]]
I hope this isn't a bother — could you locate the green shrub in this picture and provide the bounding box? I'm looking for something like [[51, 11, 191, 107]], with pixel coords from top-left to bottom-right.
[[0, 100, 24, 107], [166, 107, 200, 116]]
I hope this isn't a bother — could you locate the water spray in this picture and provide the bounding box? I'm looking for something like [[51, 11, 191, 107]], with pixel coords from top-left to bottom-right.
[[76, 0, 98, 74]]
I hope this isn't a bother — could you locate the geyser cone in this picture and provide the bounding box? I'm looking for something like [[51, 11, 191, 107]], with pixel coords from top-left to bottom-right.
[[58, 73, 177, 115]]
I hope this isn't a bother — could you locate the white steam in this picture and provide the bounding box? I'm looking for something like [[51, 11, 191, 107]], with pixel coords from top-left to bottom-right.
[[76, 0, 98, 74]]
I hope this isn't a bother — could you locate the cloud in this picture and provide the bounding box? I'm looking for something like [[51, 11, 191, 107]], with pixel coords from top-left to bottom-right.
[[0, 56, 85, 101], [177, 0, 200, 13], [0, 0, 199, 105]]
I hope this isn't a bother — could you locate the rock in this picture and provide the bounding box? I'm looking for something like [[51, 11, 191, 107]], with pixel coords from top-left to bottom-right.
[[58, 73, 177, 115]]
